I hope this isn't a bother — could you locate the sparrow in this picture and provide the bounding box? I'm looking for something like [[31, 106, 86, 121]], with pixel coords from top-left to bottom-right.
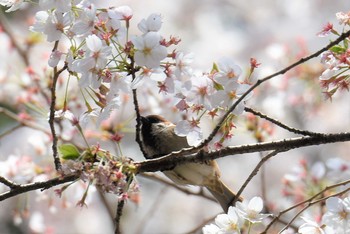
[[140, 115, 242, 212]]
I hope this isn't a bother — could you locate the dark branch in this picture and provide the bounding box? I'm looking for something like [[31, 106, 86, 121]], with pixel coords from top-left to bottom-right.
[[114, 200, 125, 234], [0, 176, 19, 189], [244, 107, 322, 137], [263, 178, 350, 233], [235, 150, 284, 202], [198, 30, 350, 148], [130, 55, 148, 157], [48, 41, 67, 172], [0, 173, 79, 201], [137, 132, 350, 173]]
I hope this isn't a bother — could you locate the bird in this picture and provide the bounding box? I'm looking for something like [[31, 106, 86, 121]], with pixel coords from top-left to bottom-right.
[[140, 114, 242, 212]]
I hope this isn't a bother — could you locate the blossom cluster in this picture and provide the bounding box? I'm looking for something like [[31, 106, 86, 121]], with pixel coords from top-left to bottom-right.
[[318, 11, 350, 100], [59, 145, 138, 203], [203, 196, 271, 233], [298, 196, 350, 234], [282, 157, 350, 203], [281, 157, 350, 233], [0, 0, 254, 148], [0, 154, 42, 185]]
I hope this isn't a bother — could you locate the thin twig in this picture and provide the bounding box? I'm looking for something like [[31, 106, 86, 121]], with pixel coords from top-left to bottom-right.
[[129, 55, 148, 157], [114, 200, 125, 234], [97, 190, 115, 224], [140, 173, 216, 202], [0, 124, 22, 139], [279, 186, 350, 233], [0, 176, 19, 189], [244, 107, 322, 136], [135, 187, 168, 234], [262, 178, 350, 233], [48, 41, 67, 172], [133, 89, 147, 156], [184, 213, 219, 234], [0, 173, 79, 201], [198, 30, 350, 149], [0, 10, 29, 66], [0, 107, 51, 136], [259, 152, 267, 203], [235, 150, 284, 202]]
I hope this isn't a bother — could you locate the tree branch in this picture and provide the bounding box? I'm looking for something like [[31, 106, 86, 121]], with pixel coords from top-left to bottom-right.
[[0, 176, 19, 189], [198, 30, 350, 148], [48, 41, 67, 172], [135, 187, 168, 234], [184, 214, 219, 234], [0, 173, 79, 201], [235, 150, 284, 202], [244, 107, 322, 137], [130, 55, 148, 157], [114, 200, 125, 234], [280, 184, 350, 233], [140, 173, 216, 202], [263, 178, 350, 233], [137, 132, 350, 173], [0, 10, 29, 66], [0, 107, 51, 137]]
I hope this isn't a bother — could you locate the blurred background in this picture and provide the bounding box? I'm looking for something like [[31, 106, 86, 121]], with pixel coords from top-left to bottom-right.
[[0, 0, 349, 233]]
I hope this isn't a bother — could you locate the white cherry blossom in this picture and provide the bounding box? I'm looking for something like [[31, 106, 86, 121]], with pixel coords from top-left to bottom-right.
[[30, 11, 49, 33], [187, 74, 214, 110], [48, 50, 63, 67], [70, 4, 97, 37], [236, 196, 271, 223], [39, 0, 72, 13], [216, 207, 243, 233], [214, 58, 242, 85], [202, 224, 221, 234], [175, 52, 194, 78], [107, 72, 131, 101], [43, 11, 73, 42], [138, 13, 162, 33], [174, 119, 203, 146], [210, 81, 250, 114], [108, 5, 133, 21], [322, 197, 350, 233], [0, 0, 25, 12], [72, 35, 112, 88], [131, 32, 167, 68], [299, 217, 334, 234]]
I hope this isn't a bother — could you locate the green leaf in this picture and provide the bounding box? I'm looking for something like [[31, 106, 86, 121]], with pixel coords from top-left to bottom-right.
[[344, 39, 349, 50], [213, 81, 224, 90], [58, 144, 80, 160], [329, 45, 345, 54], [211, 62, 219, 73]]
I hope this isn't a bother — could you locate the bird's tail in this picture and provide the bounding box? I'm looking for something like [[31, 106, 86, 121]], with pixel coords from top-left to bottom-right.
[[206, 180, 243, 212]]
